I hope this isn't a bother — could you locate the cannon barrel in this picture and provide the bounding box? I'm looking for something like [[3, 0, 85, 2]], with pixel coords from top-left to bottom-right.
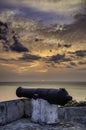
[[16, 87, 72, 106]]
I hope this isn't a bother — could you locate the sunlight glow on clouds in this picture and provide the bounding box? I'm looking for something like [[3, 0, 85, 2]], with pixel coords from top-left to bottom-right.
[[0, 0, 86, 81]]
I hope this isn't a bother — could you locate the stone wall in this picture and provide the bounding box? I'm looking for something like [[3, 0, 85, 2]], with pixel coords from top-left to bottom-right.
[[0, 99, 86, 126], [0, 99, 25, 125], [58, 107, 86, 125]]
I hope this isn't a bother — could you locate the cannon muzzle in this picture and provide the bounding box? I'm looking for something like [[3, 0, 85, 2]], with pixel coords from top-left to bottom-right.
[[16, 87, 72, 106]]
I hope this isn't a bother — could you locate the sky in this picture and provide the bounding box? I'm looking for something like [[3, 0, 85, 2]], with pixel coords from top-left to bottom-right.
[[0, 0, 86, 82]]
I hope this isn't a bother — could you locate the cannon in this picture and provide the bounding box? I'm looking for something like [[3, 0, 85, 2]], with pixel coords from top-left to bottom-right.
[[16, 87, 72, 106]]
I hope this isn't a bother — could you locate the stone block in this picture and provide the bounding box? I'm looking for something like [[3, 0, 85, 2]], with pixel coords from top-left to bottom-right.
[[0, 99, 24, 125], [0, 102, 7, 125], [64, 107, 86, 123], [58, 107, 86, 125], [6, 100, 24, 123], [24, 99, 32, 118], [31, 99, 59, 124]]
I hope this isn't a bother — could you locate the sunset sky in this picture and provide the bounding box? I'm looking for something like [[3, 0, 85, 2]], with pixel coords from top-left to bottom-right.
[[0, 0, 86, 82]]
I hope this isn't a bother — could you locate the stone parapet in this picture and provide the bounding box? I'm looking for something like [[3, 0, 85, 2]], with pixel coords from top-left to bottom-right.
[[58, 107, 86, 125], [0, 99, 25, 125], [0, 99, 86, 126]]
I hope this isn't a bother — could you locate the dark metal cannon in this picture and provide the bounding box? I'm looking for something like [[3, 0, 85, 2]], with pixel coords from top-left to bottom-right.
[[16, 87, 72, 106]]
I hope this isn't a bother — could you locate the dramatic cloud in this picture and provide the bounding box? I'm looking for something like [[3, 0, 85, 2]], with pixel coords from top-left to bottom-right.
[[78, 61, 86, 65], [10, 36, 28, 53], [49, 54, 71, 63], [0, 21, 8, 41], [70, 62, 76, 66], [53, 13, 86, 43], [70, 50, 86, 57], [0, 0, 86, 81], [63, 44, 72, 48], [58, 43, 72, 48], [19, 53, 41, 61], [70, 13, 86, 34], [75, 50, 86, 57], [0, 21, 28, 53]]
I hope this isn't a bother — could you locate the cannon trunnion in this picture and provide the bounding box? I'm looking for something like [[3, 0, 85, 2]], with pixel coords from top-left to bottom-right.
[[16, 87, 72, 106]]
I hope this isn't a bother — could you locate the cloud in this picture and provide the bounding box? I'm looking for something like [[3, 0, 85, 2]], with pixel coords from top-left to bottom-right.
[[21, 0, 85, 15], [75, 50, 86, 57], [0, 21, 8, 42], [0, 20, 29, 53], [0, 0, 17, 10], [10, 36, 28, 53], [10, 44, 28, 53], [58, 43, 72, 48], [49, 54, 71, 63], [74, 13, 86, 31], [78, 61, 86, 65], [69, 50, 86, 58], [0, 0, 86, 82], [19, 53, 41, 61], [0, 0, 85, 24], [55, 12, 86, 43], [63, 44, 72, 48], [0, 0, 66, 25], [70, 62, 76, 66], [0, 58, 8, 61]]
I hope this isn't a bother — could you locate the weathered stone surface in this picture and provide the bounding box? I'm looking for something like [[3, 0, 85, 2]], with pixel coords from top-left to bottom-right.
[[0, 102, 7, 125], [31, 99, 59, 124], [24, 99, 86, 125], [0, 119, 86, 130], [0, 99, 86, 128], [58, 107, 86, 125], [0, 100, 24, 125], [23, 99, 32, 118]]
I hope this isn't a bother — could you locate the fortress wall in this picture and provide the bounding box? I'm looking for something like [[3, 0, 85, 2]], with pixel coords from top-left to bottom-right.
[[0, 99, 86, 126]]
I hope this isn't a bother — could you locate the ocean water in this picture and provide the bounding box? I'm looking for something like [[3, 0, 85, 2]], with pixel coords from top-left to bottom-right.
[[0, 82, 86, 102]]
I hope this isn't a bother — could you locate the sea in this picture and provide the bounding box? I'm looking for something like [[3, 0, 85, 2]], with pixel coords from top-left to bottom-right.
[[0, 81, 86, 102]]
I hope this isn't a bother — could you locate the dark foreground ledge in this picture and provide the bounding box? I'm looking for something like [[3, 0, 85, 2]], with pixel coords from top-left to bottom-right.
[[0, 99, 86, 130]]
